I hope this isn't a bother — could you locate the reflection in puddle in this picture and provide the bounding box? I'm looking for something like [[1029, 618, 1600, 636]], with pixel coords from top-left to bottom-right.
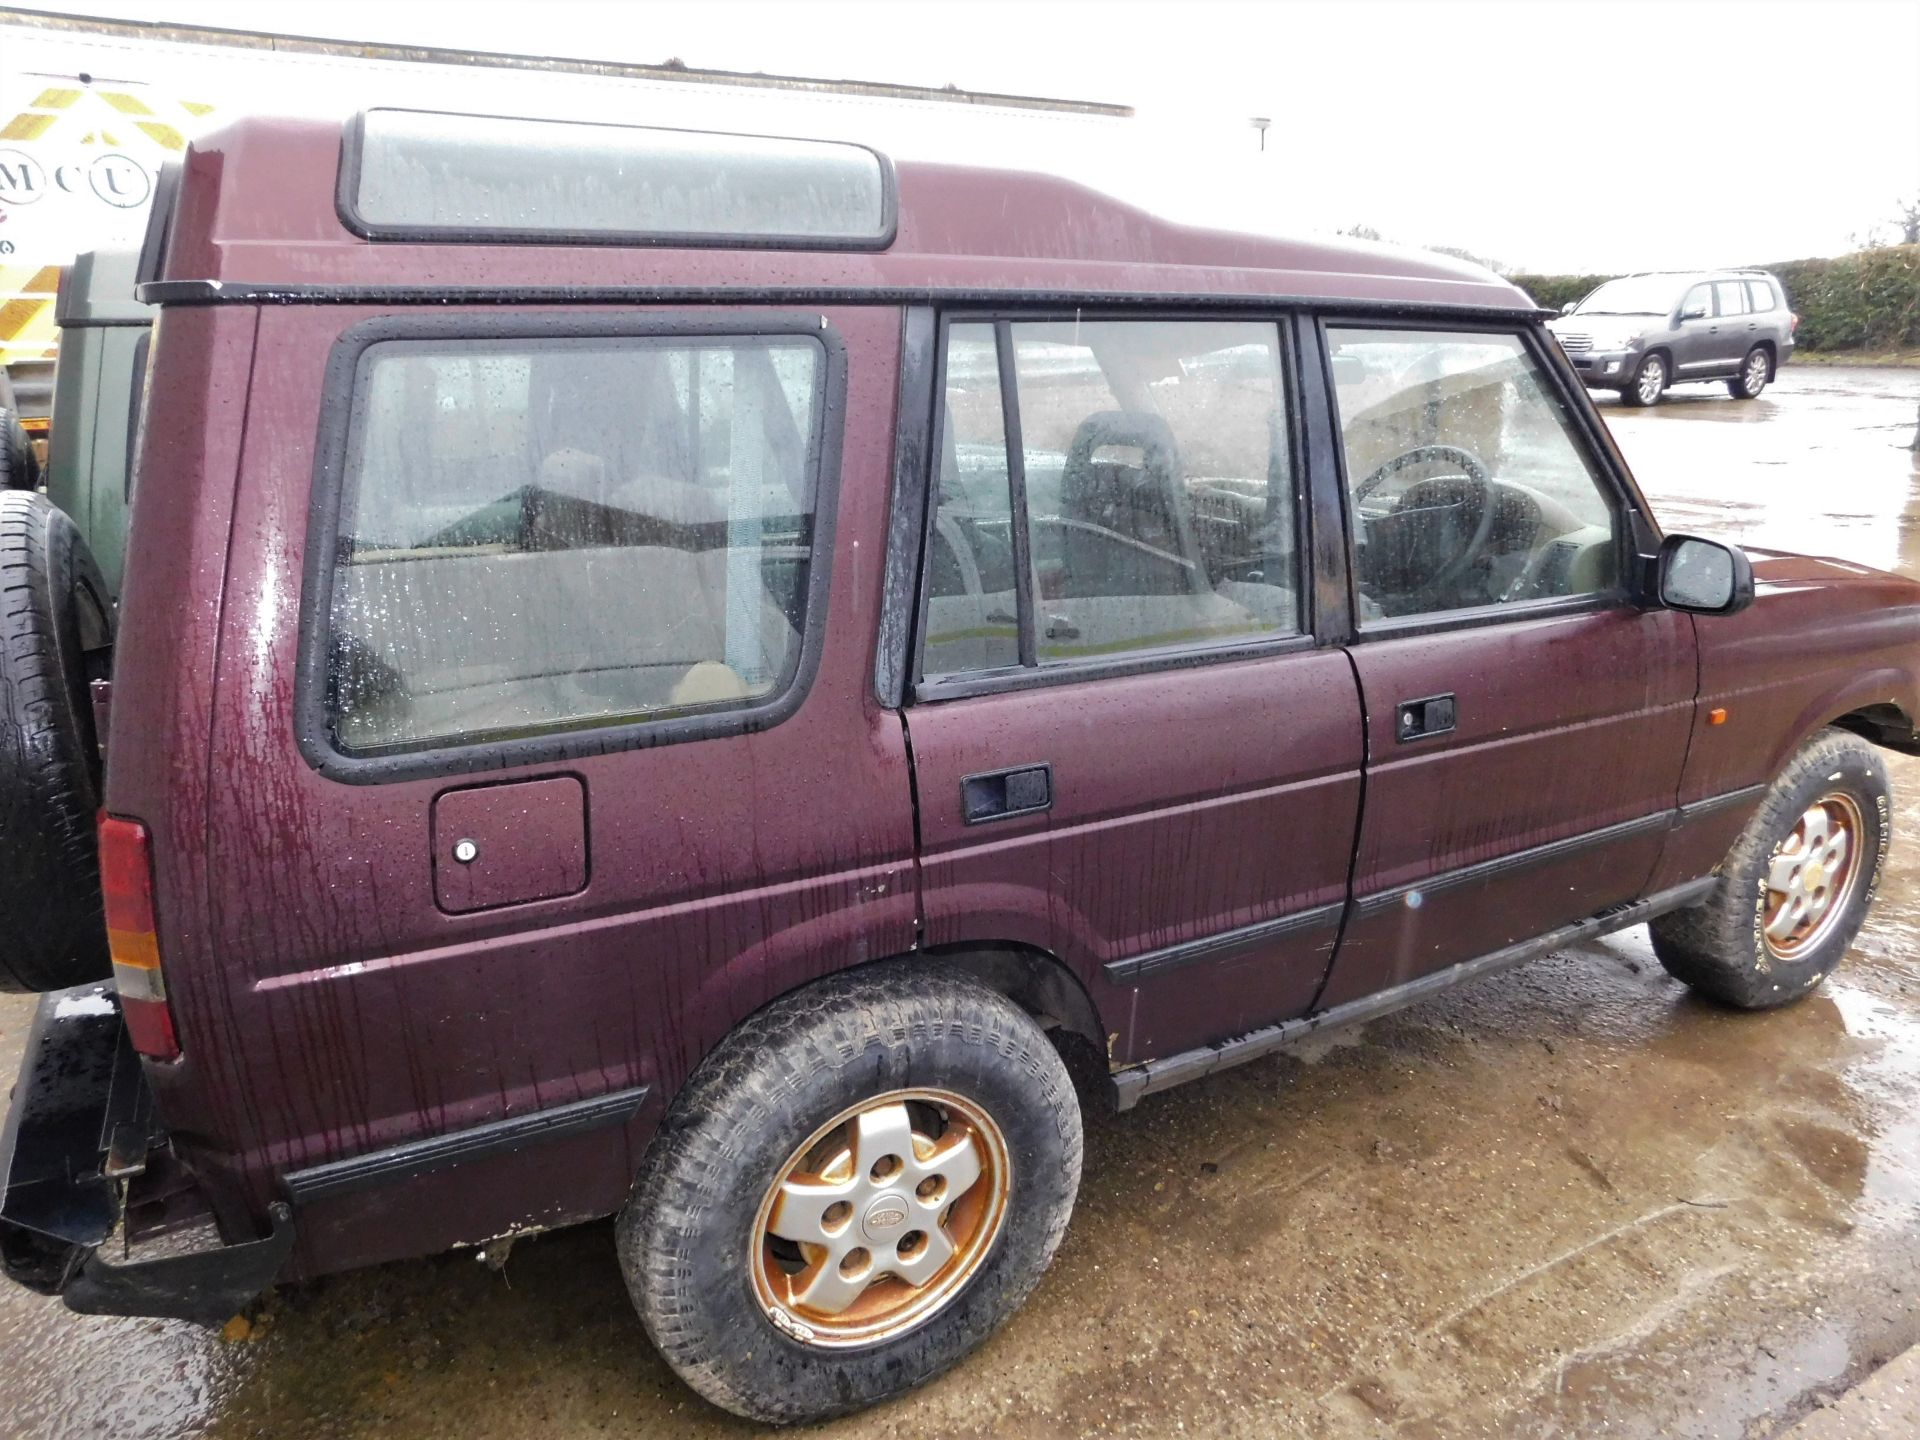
[[1828, 983, 1920, 1219]]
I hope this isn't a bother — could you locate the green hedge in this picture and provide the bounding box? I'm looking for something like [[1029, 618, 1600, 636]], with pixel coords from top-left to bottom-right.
[[1508, 245, 1920, 353], [1506, 272, 1612, 315]]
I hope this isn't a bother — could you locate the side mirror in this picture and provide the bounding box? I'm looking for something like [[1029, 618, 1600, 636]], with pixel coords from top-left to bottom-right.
[[1657, 534, 1754, 615], [1679, 302, 1709, 322], [1559, 301, 1577, 315]]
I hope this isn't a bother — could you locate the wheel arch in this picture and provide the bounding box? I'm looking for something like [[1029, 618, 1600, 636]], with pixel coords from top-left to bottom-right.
[[924, 941, 1114, 1056], [1829, 699, 1920, 756], [658, 939, 1121, 1133]]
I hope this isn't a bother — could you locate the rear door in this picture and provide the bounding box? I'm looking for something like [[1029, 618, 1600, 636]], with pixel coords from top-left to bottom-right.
[[904, 314, 1364, 1063], [1314, 321, 1696, 1007]]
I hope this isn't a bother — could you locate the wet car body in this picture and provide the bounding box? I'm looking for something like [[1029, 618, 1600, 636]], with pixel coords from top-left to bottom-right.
[[3, 110, 1919, 1347]]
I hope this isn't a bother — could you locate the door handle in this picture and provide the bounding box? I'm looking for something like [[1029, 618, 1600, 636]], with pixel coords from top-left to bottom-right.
[[1396, 693, 1456, 743], [961, 764, 1053, 824]]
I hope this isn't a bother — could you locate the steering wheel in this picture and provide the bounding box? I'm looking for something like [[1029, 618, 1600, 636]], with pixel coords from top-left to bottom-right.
[[1352, 444, 1497, 598]]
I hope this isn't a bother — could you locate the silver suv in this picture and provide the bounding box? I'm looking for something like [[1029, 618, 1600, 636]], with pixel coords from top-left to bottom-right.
[[1548, 270, 1797, 407]]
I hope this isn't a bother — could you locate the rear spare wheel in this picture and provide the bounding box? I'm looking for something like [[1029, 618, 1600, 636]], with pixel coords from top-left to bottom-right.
[[0, 492, 114, 992]]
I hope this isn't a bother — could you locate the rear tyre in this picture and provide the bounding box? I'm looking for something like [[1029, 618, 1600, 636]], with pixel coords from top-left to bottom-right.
[[617, 963, 1083, 1425], [0, 492, 114, 993], [1, 408, 41, 491], [1729, 346, 1770, 399], [1622, 353, 1668, 407], [1650, 728, 1887, 1009]]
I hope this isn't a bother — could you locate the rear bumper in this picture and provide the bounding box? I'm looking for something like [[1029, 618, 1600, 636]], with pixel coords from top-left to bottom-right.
[[0, 983, 293, 1324]]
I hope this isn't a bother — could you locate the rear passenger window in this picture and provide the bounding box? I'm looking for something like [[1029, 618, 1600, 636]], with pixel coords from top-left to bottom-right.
[[1714, 281, 1748, 316], [324, 332, 824, 755], [921, 319, 1298, 682], [1746, 279, 1775, 312], [924, 323, 1020, 678]]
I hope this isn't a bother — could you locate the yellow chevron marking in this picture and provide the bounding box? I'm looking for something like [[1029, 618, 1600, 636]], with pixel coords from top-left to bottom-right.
[[98, 91, 154, 116], [0, 112, 56, 141], [0, 295, 54, 345], [28, 87, 82, 110], [135, 120, 185, 150]]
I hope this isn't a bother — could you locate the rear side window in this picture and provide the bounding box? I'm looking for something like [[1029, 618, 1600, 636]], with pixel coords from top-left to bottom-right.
[[1745, 279, 1776, 312], [323, 331, 824, 756], [1714, 281, 1749, 317], [921, 318, 1299, 683]]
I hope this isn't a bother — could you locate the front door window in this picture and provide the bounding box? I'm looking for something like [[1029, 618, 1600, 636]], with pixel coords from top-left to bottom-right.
[[1327, 328, 1621, 622]]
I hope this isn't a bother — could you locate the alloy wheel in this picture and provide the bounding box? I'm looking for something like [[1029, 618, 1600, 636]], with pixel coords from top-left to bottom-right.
[[1637, 357, 1666, 404], [751, 1088, 1011, 1348], [1762, 792, 1863, 959]]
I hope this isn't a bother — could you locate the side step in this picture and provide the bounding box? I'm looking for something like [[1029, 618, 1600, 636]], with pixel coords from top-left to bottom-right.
[[1110, 877, 1716, 1110]]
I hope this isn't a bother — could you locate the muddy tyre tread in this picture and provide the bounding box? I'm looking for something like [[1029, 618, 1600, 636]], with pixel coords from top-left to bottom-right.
[[1, 408, 41, 492], [1650, 727, 1887, 1009], [617, 963, 1082, 1425], [0, 492, 112, 992]]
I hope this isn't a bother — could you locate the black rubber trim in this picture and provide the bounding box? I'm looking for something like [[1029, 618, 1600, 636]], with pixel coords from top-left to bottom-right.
[[132, 161, 181, 292], [1677, 782, 1767, 821], [873, 305, 937, 709], [1354, 808, 1674, 919], [1103, 901, 1345, 985], [912, 632, 1321, 703], [136, 279, 1549, 321], [1112, 876, 1717, 1108], [282, 1085, 651, 1206]]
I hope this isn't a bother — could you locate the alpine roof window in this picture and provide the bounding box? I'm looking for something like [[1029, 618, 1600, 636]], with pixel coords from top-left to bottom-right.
[[341, 109, 895, 249]]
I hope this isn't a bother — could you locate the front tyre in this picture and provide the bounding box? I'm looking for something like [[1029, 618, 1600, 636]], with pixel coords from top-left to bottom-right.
[[1729, 345, 1771, 399], [1622, 352, 1668, 407], [617, 964, 1083, 1425], [1651, 728, 1888, 1008]]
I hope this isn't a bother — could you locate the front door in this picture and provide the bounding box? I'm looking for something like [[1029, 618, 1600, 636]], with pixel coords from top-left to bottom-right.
[[905, 315, 1365, 1062], [1314, 322, 1696, 1007], [1670, 280, 1731, 381]]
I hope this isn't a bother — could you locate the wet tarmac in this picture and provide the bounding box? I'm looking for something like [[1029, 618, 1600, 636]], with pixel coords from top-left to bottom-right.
[[3, 365, 1919, 1439]]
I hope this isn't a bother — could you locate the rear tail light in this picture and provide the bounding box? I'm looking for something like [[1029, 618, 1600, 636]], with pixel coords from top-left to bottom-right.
[[1790, 312, 1801, 335], [99, 815, 179, 1061]]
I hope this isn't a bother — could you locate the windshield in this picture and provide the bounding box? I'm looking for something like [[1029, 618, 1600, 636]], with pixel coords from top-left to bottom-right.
[[1573, 275, 1682, 317]]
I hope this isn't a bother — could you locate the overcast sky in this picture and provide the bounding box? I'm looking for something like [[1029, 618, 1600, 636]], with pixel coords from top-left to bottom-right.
[[25, 0, 1920, 272]]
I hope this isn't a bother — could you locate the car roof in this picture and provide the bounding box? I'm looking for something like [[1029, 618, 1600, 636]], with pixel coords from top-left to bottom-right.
[[145, 113, 1536, 315], [1610, 270, 1776, 283]]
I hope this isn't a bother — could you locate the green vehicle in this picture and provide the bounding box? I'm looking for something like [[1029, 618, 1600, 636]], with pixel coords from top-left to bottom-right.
[[42, 249, 152, 598]]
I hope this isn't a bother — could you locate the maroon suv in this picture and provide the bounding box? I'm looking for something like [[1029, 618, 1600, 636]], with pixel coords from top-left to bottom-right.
[[2, 109, 1916, 1425]]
